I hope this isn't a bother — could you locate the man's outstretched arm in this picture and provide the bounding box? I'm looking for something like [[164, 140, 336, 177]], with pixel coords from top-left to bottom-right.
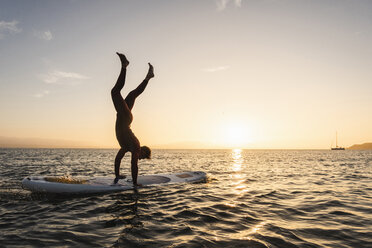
[[131, 152, 141, 186]]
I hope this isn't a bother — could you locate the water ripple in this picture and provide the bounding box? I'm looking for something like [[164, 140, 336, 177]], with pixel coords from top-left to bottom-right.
[[0, 149, 371, 247]]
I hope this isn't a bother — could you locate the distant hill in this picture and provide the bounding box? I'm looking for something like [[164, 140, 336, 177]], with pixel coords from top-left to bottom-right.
[[0, 136, 99, 149], [348, 143, 372, 150]]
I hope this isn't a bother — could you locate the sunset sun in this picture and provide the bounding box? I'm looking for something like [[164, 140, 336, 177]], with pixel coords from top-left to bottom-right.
[[225, 123, 252, 148]]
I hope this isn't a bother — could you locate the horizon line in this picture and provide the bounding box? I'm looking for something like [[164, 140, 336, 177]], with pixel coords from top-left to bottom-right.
[[0, 145, 350, 150]]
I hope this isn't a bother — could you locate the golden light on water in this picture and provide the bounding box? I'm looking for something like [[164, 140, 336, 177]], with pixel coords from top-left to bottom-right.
[[238, 221, 267, 240], [232, 148, 243, 172], [231, 149, 249, 195], [248, 221, 267, 236]]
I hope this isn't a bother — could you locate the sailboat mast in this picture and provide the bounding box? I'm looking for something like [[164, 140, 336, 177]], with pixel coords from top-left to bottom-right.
[[331, 131, 345, 150]]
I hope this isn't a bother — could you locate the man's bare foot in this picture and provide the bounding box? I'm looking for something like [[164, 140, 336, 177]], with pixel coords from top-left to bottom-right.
[[134, 183, 143, 187], [114, 175, 126, 184], [145, 63, 154, 79], [116, 52, 129, 67]]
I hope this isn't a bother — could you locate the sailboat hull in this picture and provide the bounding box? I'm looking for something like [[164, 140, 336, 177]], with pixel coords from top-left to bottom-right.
[[331, 147, 345, 150]]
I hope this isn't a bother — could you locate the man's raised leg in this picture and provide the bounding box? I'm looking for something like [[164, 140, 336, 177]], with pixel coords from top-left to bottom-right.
[[125, 63, 154, 110], [111, 53, 130, 113]]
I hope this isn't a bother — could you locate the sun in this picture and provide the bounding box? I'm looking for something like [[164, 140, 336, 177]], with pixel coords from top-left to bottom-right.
[[224, 123, 252, 148]]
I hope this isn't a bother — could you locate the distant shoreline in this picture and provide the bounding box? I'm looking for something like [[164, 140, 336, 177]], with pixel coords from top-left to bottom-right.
[[347, 143, 372, 150], [1, 136, 371, 150]]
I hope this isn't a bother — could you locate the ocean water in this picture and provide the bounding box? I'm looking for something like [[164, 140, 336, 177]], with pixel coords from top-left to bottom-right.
[[0, 149, 371, 248]]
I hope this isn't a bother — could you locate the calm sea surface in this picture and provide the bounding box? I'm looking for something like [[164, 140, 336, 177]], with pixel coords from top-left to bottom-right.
[[0, 149, 371, 247]]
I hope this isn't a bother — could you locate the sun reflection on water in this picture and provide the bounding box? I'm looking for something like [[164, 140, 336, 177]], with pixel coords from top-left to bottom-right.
[[230, 149, 248, 195], [233, 221, 268, 240], [232, 149, 243, 172], [224, 150, 267, 242]]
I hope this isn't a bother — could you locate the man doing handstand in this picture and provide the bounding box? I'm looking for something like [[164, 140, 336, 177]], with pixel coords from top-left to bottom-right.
[[111, 53, 154, 186]]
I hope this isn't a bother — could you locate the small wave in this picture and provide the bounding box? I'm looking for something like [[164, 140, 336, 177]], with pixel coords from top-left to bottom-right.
[[329, 210, 355, 216]]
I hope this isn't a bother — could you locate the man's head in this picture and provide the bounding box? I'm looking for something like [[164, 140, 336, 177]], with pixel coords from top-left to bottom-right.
[[139, 146, 151, 159]]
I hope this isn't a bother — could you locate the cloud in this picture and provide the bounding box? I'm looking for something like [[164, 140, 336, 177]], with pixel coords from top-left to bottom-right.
[[216, 0, 242, 11], [235, 0, 242, 7], [39, 70, 89, 84], [34, 30, 53, 41], [33, 90, 50, 98], [203, 65, 230, 72], [0, 20, 22, 39]]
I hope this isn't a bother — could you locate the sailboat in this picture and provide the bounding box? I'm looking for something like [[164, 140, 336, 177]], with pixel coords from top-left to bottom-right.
[[331, 132, 345, 150]]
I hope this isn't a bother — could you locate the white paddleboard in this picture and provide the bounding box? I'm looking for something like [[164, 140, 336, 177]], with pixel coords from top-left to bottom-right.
[[21, 171, 206, 194]]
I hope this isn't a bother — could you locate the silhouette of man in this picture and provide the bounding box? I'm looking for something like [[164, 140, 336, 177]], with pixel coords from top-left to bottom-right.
[[111, 53, 154, 186]]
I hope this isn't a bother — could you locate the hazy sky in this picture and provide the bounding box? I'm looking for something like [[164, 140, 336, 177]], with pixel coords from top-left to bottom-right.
[[0, 0, 371, 149]]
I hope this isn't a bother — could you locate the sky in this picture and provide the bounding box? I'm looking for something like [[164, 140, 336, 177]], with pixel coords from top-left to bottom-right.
[[0, 0, 371, 149]]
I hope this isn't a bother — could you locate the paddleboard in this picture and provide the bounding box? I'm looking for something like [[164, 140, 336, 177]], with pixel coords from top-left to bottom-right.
[[21, 171, 206, 194]]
